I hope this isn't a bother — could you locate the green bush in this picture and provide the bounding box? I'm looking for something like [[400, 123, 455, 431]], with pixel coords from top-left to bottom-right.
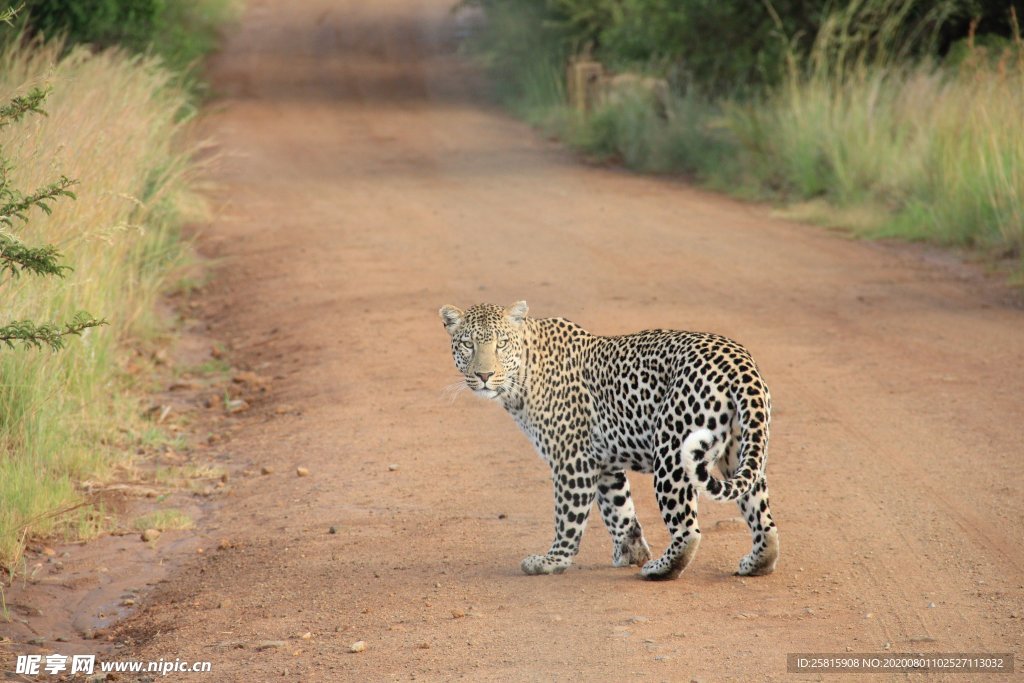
[[8, 0, 160, 51], [594, 0, 826, 91], [470, 0, 1024, 93], [1, 0, 236, 78], [470, 0, 837, 91]]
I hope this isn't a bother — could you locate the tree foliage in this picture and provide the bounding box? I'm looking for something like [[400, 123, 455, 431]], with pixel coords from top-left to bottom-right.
[[0, 313, 102, 351], [467, 0, 1024, 92], [0, 0, 237, 80], [2, 0, 162, 52]]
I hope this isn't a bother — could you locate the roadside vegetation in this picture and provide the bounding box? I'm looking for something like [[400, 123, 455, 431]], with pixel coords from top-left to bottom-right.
[[1, 0, 236, 93], [0, 1, 235, 572], [462, 0, 1024, 270]]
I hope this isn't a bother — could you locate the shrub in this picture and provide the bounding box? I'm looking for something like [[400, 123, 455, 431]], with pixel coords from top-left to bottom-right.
[[1, 0, 237, 79]]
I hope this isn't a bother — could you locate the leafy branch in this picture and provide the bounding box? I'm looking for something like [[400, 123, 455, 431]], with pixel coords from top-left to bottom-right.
[[0, 313, 107, 351], [0, 234, 69, 279], [1, 174, 78, 226], [0, 87, 49, 129], [0, 175, 79, 278]]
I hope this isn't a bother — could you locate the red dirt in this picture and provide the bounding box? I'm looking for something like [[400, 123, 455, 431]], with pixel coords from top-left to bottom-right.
[[9, 0, 1024, 680]]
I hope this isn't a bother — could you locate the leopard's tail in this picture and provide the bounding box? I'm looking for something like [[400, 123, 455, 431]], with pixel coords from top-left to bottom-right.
[[682, 425, 765, 502], [683, 380, 771, 501]]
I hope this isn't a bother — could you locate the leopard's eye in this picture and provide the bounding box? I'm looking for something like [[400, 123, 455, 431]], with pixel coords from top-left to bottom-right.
[[496, 337, 509, 349], [459, 339, 473, 350]]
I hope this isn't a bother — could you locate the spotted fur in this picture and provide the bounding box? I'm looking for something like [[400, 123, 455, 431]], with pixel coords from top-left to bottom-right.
[[439, 301, 779, 580]]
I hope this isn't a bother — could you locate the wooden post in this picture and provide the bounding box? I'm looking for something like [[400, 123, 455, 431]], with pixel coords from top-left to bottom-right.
[[566, 57, 604, 114]]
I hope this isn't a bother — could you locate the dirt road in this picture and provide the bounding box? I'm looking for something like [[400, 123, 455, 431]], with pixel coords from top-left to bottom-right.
[[115, 0, 1023, 679]]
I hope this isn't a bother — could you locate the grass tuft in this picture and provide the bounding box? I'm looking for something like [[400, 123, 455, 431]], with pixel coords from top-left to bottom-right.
[[133, 509, 194, 532]]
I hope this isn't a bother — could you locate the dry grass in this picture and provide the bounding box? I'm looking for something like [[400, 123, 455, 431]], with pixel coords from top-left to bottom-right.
[[0, 39, 204, 570]]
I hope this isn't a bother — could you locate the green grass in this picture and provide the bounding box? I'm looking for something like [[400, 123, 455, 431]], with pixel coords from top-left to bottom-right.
[[190, 357, 231, 377], [133, 508, 194, 532], [0, 39, 206, 571], [137, 426, 189, 452]]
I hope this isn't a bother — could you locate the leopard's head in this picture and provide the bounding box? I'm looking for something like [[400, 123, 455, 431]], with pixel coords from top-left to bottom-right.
[[438, 301, 528, 400]]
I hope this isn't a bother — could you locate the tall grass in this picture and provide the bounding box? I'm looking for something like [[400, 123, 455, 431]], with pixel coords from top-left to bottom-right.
[[0, 39, 202, 570], [470, 0, 1024, 266], [730, 4, 1024, 257], [888, 52, 1024, 252]]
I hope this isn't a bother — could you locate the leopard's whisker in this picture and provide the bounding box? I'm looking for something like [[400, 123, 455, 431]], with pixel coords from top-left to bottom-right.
[[441, 380, 470, 403]]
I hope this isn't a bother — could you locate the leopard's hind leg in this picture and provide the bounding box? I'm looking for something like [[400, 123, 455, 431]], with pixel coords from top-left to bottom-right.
[[640, 426, 701, 580], [735, 476, 779, 575], [716, 428, 778, 575], [596, 470, 651, 567]]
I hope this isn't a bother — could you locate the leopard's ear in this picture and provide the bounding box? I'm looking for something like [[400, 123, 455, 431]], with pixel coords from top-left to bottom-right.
[[505, 300, 528, 326], [439, 305, 464, 335]]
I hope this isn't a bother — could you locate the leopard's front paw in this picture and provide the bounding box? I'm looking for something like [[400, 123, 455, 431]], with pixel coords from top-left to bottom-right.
[[521, 554, 570, 575], [612, 523, 651, 567]]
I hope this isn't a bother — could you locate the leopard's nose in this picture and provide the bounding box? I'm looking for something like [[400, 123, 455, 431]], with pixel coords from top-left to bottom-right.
[[476, 372, 494, 383]]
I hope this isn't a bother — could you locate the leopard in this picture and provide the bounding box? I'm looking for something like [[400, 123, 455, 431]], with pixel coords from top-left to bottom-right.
[[438, 300, 779, 580]]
